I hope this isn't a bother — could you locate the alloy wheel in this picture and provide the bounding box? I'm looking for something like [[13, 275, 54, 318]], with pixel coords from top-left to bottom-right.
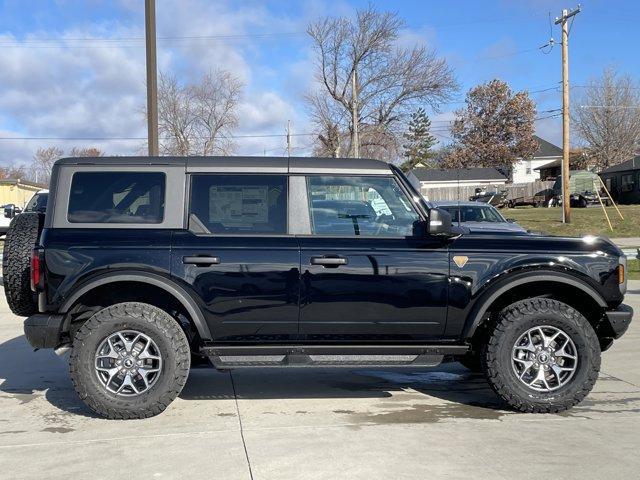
[[94, 330, 163, 396], [511, 325, 578, 392]]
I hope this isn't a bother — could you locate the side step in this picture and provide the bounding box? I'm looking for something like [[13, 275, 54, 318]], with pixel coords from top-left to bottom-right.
[[201, 344, 469, 368]]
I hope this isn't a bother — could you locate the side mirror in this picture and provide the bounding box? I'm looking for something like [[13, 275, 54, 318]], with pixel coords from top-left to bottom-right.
[[4, 204, 16, 219], [427, 208, 453, 237], [506, 218, 516, 223]]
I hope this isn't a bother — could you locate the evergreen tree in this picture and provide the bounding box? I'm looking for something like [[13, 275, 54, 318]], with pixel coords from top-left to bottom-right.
[[400, 108, 437, 172]]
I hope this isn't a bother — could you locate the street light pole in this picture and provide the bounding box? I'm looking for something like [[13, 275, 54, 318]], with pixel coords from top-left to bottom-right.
[[145, 0, 159, 156]]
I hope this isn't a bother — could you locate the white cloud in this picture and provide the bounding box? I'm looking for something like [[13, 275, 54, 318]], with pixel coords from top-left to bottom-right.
[[0, 0, 309, 164]]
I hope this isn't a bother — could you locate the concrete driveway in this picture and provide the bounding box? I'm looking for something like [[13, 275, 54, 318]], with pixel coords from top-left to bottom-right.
[[1, 284, 639, 480]]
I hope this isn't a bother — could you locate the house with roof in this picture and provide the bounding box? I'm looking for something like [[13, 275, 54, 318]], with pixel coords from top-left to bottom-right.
[[411, 167, 508, 196], [512, 135, 563, 183], [599, 156, 640, 204]]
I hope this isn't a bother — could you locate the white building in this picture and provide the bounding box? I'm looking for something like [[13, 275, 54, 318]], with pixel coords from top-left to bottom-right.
[[412, 167, 508, 197], [512, 136, 563, 184]]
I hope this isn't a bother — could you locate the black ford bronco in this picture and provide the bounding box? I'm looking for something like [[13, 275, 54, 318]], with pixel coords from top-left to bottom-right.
[[3, 156, 632, 419]]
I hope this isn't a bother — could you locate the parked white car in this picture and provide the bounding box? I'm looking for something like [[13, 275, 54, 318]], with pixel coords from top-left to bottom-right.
[[1, 189, 49, 236]]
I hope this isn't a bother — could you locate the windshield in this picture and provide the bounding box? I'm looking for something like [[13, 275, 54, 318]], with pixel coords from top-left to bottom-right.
[[24, 192, 48, 213], [440, 205, 505, 223]]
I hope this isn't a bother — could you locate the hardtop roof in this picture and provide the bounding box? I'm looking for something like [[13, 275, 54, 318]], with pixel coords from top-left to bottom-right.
[[54, 156, 393, 175]]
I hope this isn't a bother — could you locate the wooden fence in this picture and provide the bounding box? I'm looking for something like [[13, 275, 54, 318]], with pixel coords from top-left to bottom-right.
[[423, 180, 555, 202]]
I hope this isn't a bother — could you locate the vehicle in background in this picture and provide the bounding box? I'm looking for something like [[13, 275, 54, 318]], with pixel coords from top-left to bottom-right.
[[432, 200, 528, 233], [1, 190, 49, 237], [468, 187, 508, 207], [22, 189, 49, 213], [3, 189, 48, 219], [550, 171, 610, 208]]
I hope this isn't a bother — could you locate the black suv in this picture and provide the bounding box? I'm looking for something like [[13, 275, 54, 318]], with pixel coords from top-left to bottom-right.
[[3, 156, 632, 419]]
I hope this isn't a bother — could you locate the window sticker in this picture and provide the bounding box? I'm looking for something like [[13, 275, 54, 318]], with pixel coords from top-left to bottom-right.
[[209, 185, 269, 226]]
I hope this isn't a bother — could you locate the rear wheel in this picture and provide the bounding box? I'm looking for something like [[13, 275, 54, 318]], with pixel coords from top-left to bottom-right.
[[483, 298, 600, 413], [70, 302, 191, 419], [3, 213, 41, 316]]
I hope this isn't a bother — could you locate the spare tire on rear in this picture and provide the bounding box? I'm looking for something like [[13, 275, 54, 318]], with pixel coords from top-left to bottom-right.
[[3, 212, 42, 316]]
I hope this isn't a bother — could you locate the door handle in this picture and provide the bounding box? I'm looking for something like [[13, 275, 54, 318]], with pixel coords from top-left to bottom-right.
[[183, 255, 220, 266], [310, 256, 348, 267]]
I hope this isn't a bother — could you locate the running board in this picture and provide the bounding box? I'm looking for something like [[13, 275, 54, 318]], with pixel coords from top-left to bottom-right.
[[201, 345, 468, 368]]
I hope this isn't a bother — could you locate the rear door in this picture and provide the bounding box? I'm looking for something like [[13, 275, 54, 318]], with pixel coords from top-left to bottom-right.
[[171, 173, 300, 343], [298, 174, 449, 343]]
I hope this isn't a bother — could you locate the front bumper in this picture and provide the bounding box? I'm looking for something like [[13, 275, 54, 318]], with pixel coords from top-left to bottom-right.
[[24, 314, 64, 349], [604, 304, 633, 339], [597, 304, 633, 351]]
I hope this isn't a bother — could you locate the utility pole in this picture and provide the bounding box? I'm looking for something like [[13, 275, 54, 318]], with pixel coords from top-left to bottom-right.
[[286, 120, 291, 157], [351, 69, 360, 158], [145, 0, 159, 156], [555, 5, 581, 223]]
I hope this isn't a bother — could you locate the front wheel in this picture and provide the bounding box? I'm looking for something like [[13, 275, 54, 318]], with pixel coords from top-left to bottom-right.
[[483, 298, 600, 413], [70, 302, 191, 419]]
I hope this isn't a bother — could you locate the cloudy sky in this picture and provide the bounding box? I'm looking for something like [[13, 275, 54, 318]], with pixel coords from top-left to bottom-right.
[[0, 0, 638, 167]]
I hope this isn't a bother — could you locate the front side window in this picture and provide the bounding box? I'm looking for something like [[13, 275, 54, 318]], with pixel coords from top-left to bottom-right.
[[68, 172, 165, 223], [189, 175, 287, 234], [307, 176, 420, 237]]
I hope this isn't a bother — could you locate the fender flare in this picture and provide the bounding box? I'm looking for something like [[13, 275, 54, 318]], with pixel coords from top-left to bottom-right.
[[60, 271, 212, 340], [462, 271, 607, 340]]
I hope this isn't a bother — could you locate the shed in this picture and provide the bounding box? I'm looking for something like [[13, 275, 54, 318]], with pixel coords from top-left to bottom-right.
[[599, 156, 640, 204]]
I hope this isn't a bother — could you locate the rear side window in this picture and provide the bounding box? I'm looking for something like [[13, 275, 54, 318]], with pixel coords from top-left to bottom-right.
[[189, 175, 287, 234], [68, 172, 165, 224]]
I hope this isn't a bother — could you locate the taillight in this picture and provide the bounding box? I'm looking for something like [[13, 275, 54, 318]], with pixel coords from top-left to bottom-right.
[[30, 249, 41, 292]]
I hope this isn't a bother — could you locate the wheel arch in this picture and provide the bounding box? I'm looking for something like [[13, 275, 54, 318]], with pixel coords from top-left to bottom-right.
[[463, 271, 607, 341], [60, 271, 212, 341]]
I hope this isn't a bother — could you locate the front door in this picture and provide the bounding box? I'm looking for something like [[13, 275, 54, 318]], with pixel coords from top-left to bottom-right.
[[171, 174, 300, 343], [299, 175, 449, 343]]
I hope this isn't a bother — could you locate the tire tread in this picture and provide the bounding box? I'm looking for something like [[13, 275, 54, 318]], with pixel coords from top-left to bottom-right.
[[483, 298, 600, 413], [69, 302, 190, 419], [3, 213, 41, 316]]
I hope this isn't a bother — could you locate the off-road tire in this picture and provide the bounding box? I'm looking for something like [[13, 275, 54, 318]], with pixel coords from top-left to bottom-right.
[[483, 298, 600, 413], [70, 302, 191, 419], [3, 212, 41, 316]]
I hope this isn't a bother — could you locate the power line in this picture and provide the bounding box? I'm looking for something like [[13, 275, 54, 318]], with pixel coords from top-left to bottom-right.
[[579, 105, 640, 109], [0, 32, 304, 48], [0, 114, 561, 143], [0, 132, 319, 141], [1, 12, 553, 48]]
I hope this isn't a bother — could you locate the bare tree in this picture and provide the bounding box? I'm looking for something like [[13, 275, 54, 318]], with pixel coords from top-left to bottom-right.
[[69, 146, 104, 157], [307, 5, 457, 160], [446, 79, 537, 169], [0, 164, 29, 181], [31, 147, 63, 184], [158, 70, 243, 156], [572, 68, 640, 170], [27, 146, 104, 185]]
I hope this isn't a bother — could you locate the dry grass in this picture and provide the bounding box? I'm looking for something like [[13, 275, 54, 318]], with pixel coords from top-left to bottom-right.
[[503, 205, 640, 238]]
